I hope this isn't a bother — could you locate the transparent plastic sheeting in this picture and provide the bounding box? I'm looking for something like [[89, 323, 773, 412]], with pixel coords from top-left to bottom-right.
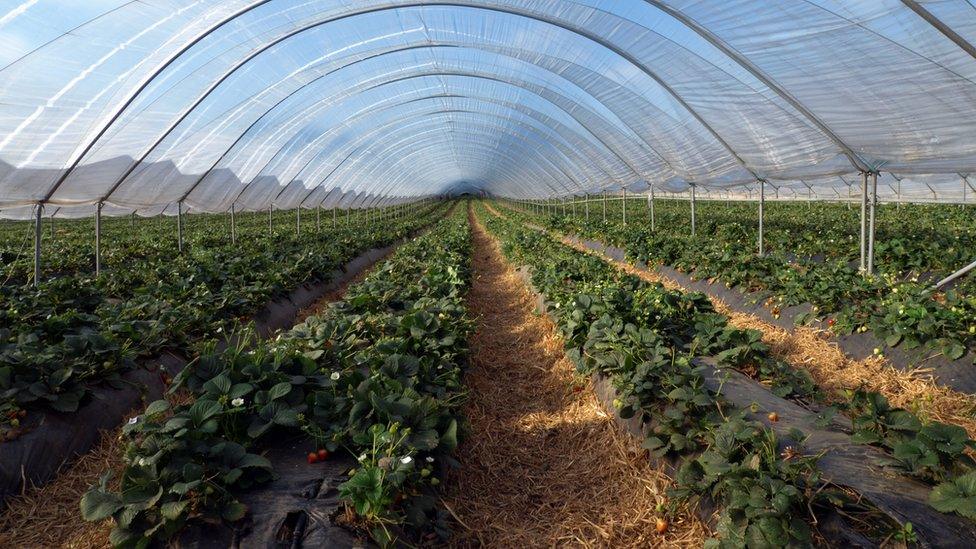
[[3, 1, 976, 219]]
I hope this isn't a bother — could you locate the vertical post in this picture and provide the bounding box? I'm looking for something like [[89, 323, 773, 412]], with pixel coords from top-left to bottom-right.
[[296, 207, 301, 237], [346, 207, 350, 223], [268, 205, 273, 236], [622, 188, 627, 226], [95, 202, 102, 275], [867, 172, 878, 275], [859, 172, 868, 272], [33, 204, 42, 287], [572, 196, 577, 217], [758, 180, 765, 256], [690, 184, 697, 236], [177, 201, 184, 254], [649, 187, 655, 231], [230, 203, 236, 245], [602, 191, 607, 222], [316, 207, 320, 232], [584, 194, 589, 221]]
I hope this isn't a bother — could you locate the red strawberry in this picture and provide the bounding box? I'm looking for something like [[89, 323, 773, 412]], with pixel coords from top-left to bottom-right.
[[307, 452, 318, 464], [317, 449, 329, 461]]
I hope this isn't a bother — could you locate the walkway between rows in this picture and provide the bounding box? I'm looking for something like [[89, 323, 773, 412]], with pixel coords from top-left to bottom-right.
[[443, 210, 706, 547]]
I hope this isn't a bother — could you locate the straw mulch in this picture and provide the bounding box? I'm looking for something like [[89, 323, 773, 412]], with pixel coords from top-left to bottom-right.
[[443, 211, 707, 548], [558, 235, 976, 441], [0, 390, 193, 548]]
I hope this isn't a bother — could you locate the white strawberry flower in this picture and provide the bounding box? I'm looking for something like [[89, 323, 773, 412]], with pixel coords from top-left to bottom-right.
[[330, 371, 341, 381], [231, 397, 244, 407]]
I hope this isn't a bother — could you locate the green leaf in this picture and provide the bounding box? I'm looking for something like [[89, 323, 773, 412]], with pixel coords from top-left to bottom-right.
[[188, 399, 222, 426], [930, 472, 976, 519], [80, 486, 123, 521], [439, 418, 458, 452], [268, 381, 292, 401], [160, 500, 188, 521], [144, 399, 170, 416]]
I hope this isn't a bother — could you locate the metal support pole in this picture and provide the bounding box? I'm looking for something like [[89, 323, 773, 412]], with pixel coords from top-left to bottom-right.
[[622, 188, 627, 226], [929, 258, 976, 292], [296, 207, 301, 237], [95, 202, 102, 275], [269, 205, 273, 236], [649, 187, 655, 231], [584, 194, 589, 221], [859, 172, 868, 272], [316, 207, 320, 232], [602, 191, 607, 222], [867, 172, 878, 275], [177, 201, 184, 253], [346, 207, 350, 223], [230, 203, 236, 245], [33, 204, 42, 287], [758, 180, 765, 256], [690, 184, 697, 236]]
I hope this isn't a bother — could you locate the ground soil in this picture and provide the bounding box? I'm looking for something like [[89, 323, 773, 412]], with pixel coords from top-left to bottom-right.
[[442, 209, 707, 548]]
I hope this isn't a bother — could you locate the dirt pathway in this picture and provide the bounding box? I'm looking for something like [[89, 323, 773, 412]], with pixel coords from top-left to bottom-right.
[[444, 210, 706, 548]]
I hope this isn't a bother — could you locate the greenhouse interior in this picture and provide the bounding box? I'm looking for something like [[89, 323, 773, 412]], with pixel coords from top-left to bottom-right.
[[3, 1, 976, 547]]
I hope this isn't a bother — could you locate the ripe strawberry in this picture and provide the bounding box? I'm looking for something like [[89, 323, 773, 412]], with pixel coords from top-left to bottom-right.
[[827, 318, 836, 327], [317, 449, 329, 461], [656, 517, 669, 534], [307, 452, 318, 464], [767, 412, 779, 423]]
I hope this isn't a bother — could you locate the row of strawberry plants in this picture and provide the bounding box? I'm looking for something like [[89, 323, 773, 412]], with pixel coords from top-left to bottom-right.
[[81, 206, 472, 548], [1, 203, 443, 438], [505, 199, 976, 368], [0, 206, 380, 283], [478, 203, 976, 545]]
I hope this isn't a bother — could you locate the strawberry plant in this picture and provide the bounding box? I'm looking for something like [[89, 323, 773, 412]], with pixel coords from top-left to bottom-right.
[[82, 208, 472, 548]]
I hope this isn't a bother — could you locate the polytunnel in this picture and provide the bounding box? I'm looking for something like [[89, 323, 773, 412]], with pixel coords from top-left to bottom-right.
[[3, 2, 976, 548]]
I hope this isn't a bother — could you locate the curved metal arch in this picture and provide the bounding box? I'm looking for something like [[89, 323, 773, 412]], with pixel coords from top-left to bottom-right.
[[642, 0, 871, 172], [277, 111, 592, 207], [170, 67, 646, 208], [335, 123, 589, 198], [368, 148, 572, 200], [278, 120, 580, 210], [94, 32, 665, 202], [141, 39, 669, 202], [308, 113, 590, 195], [240, 86, 621, 201], [45, 0, 771, 206], [309, 144, 567, 209], [178, 91, 613, 211], [334, 142, 572, 204], [310, 122, 586, 203], [244, 87, 625, 200]]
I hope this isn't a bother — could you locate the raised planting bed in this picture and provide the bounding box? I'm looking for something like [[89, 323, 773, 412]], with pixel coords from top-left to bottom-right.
[[480, 203, 976, 547], [502, 201, 976, 396], [0, 210, 447, 508], [80, 208, 472, 549]]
